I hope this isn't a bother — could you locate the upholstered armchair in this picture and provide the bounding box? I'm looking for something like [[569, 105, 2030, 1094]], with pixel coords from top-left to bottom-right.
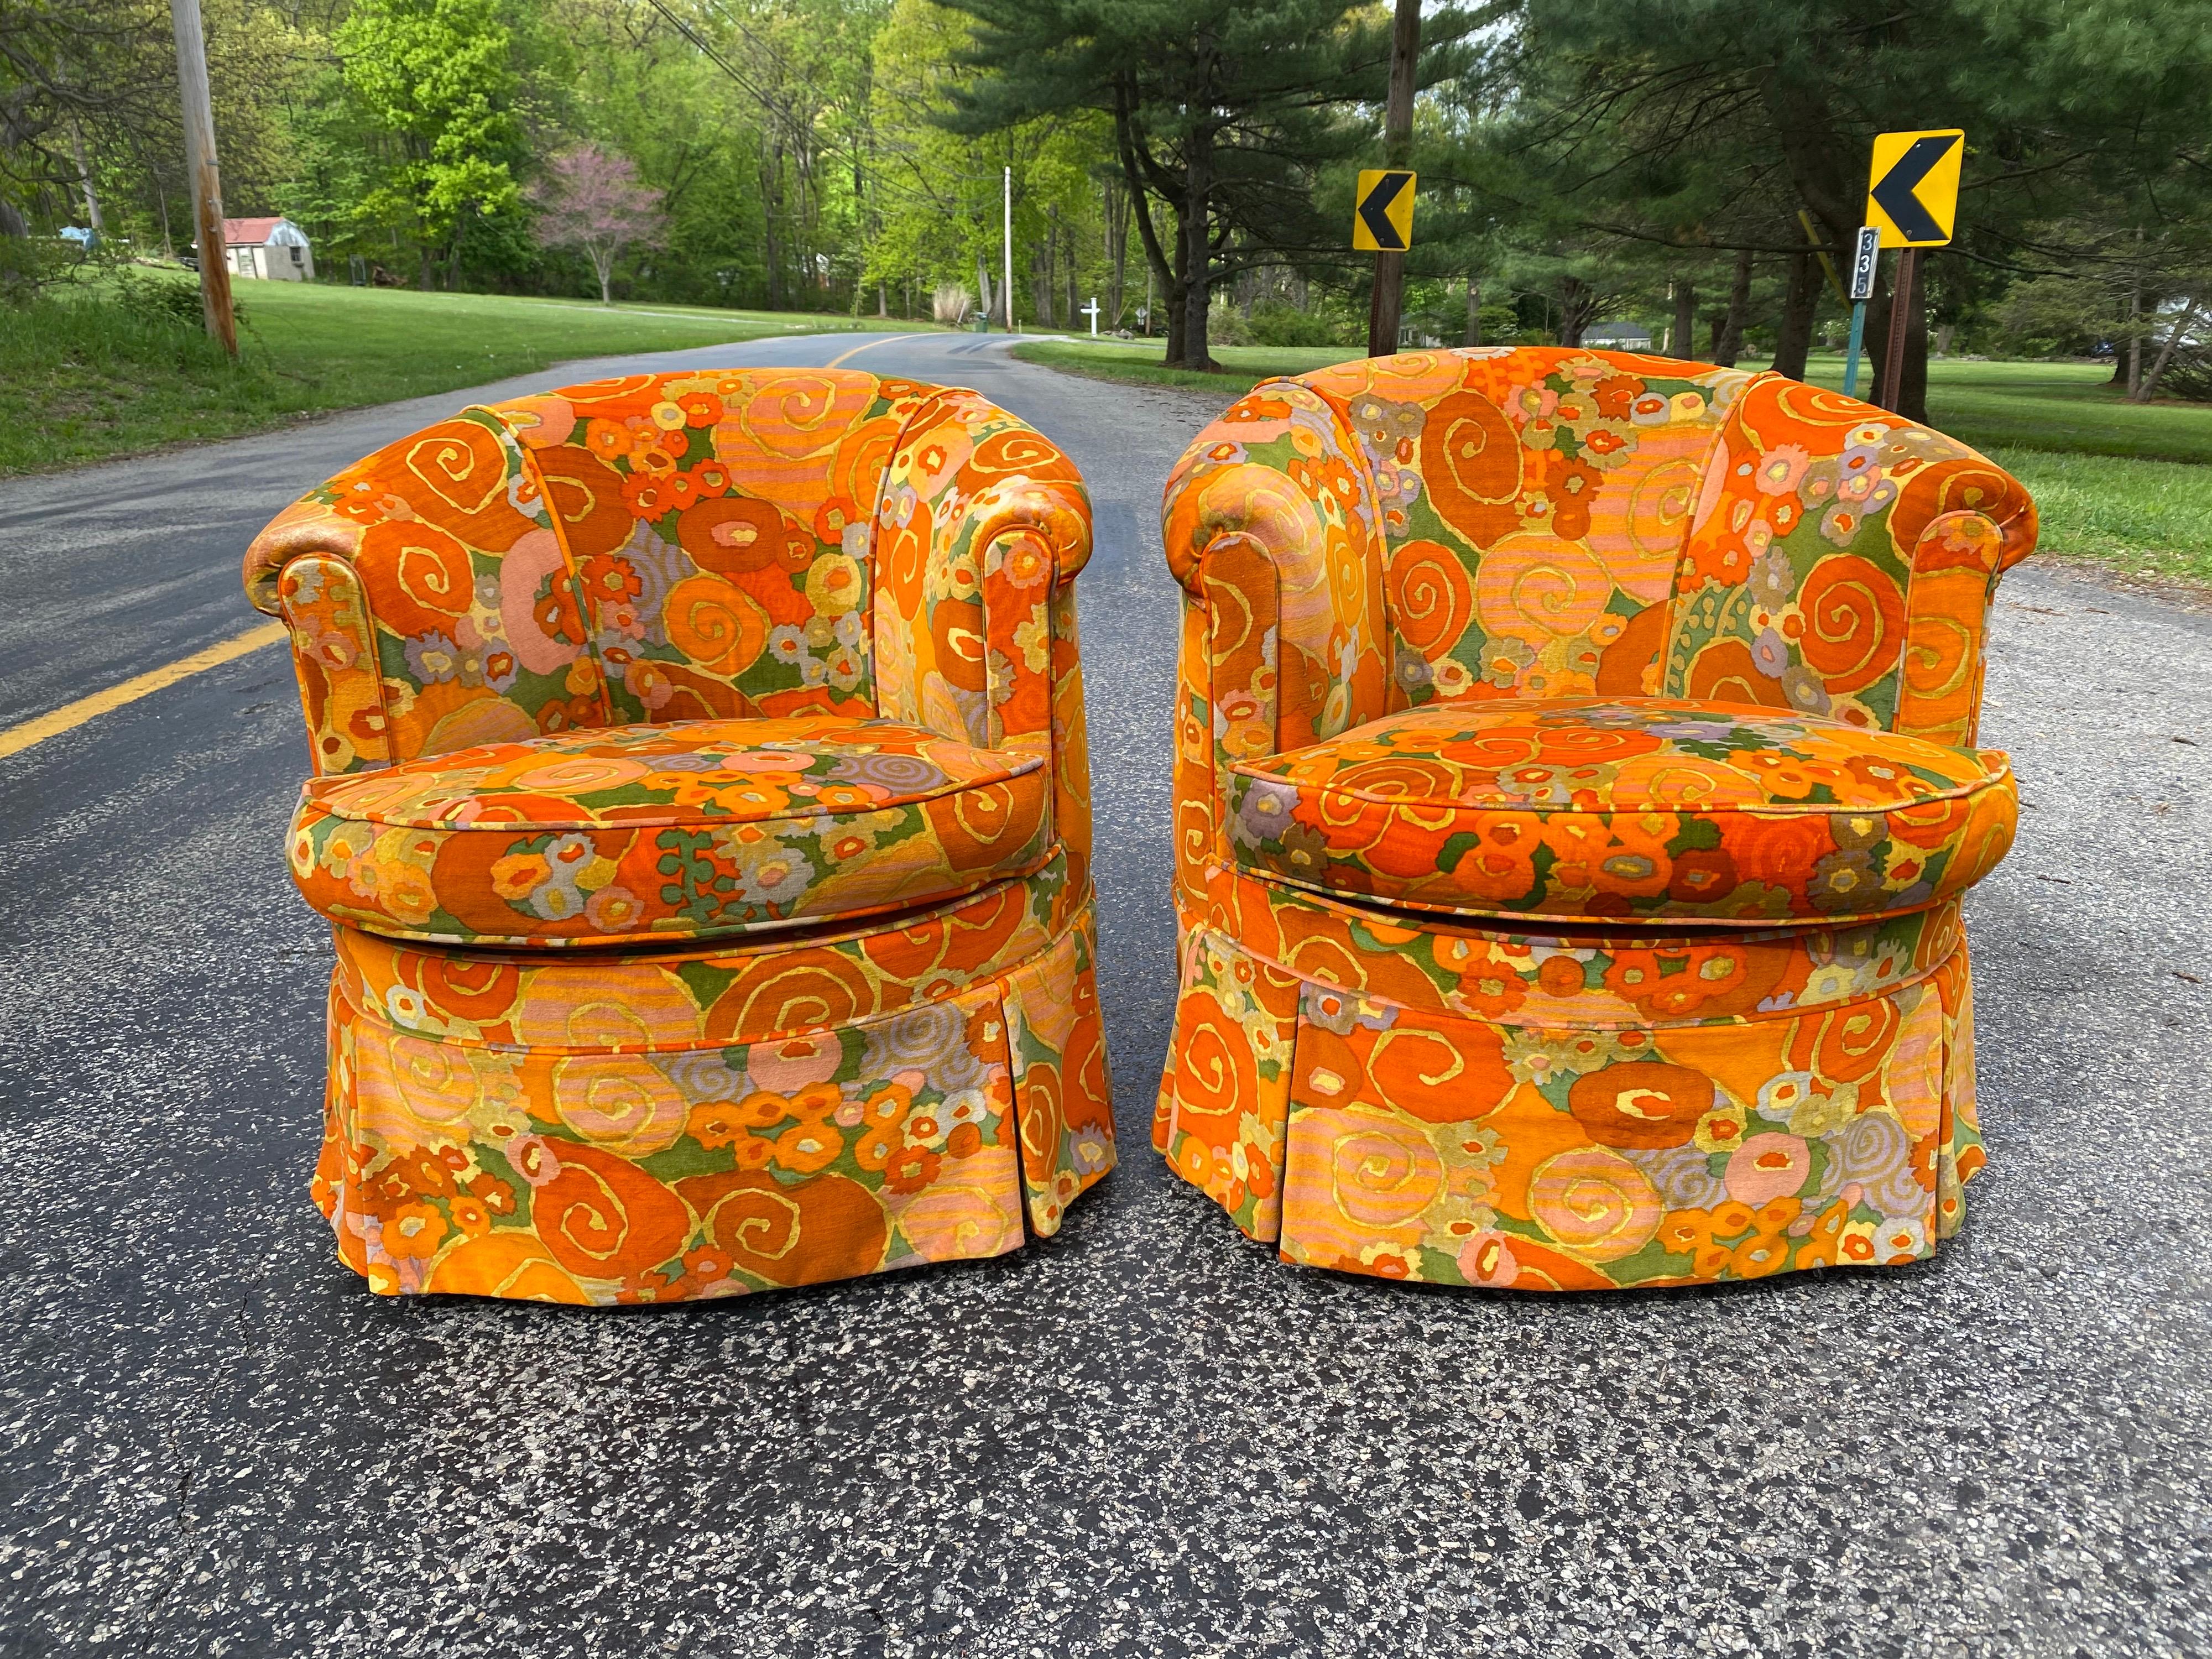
[[1157, 347, 2032, 1290], [245, 368, 1113, 1303]]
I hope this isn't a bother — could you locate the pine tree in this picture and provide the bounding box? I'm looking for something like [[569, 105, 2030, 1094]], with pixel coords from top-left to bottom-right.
[[937, 0, 1475, 369]]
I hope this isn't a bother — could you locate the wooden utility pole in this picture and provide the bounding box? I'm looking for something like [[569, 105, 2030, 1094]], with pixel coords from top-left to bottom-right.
[[169, 0, 236, 356], [1365, 0, 1420, 357]]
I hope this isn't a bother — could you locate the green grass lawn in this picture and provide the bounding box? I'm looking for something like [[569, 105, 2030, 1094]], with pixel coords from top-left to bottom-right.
[[1013, 337, 1346, 396], [1989, 447, 2212, 587], [0, 274, 935, 475], [1018, 338, 2212, 588], [1801, 355, 2212, 466]]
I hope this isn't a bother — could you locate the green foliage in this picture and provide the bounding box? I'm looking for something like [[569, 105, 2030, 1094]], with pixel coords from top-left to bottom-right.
[[937, 0, 1478, 364], [333, 0, 524, 276], [1249, 301, 1352, 348], [1993, 278, 2112, 359]]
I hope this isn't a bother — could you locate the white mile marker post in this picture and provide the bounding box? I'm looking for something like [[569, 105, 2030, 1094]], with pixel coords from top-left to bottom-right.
[[1842, 226, 1880, 399]]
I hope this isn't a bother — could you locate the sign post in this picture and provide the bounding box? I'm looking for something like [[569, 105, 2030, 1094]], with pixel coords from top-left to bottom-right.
[[1841, 226, 1880, 398], [1862, 127, 1964, 410]]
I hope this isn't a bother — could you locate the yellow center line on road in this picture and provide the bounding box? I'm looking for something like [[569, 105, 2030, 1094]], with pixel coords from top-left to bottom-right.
[[0, 619, 288, 761], [825, 333, 933, 370]]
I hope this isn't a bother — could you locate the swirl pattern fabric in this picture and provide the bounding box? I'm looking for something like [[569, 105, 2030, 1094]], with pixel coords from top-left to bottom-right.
[[1157, 347, 2032, 1290], [1156, 872, 1979, 1290], [1664, 373, 2035, 739], [324, 859, 1114, 1303], [246, 368, 1113, 1301], [291, 716, 1053, 948], [1224, 696, 2015, 925]]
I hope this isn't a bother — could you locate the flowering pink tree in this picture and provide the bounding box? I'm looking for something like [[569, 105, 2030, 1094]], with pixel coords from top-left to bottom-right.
[[531, 146, 665, 305]]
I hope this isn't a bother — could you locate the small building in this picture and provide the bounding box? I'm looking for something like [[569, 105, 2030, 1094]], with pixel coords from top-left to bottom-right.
[[221, 216, 314, 281], [1580, 321, 1652, 349]]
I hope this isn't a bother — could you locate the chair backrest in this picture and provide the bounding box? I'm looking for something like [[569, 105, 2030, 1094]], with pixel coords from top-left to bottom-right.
[[1294, 347, 1749, 706], [1285, 347, 2033, 738], [246, 369, 938, 770]]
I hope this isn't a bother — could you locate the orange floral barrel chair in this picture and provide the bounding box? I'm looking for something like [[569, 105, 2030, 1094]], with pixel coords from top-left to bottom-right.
[[244, 368, 1114, 1304], [1157, 347, 2033, 1290]]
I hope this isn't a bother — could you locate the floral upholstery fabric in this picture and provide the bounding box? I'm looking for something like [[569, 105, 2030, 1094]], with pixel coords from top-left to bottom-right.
[[248, 369, 1112, 1301], [1225, 696, 2015, 925], [324, 854, 1115, 1303], [1157, 871, 1980, 1289], [291, 716, 1052, 948], [1157, 347, 2032, 1289]]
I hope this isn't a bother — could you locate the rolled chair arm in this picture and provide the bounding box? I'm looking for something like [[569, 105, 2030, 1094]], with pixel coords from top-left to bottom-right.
[[1160, 378, 1392, 920], [244, 479, 399, 774], [1670, 375, 2038, 745], [1162, 378, 1391, 755], [874, 388, 1097, 889]]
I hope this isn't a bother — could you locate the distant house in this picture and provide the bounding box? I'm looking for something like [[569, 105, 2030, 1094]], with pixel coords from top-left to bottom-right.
[[1580, 321, 1652, 349], [221, 216, 314, 281]]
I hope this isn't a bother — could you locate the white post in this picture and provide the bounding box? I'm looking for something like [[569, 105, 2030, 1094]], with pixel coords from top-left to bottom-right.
[[1083, 296, 1101, 337], [1003, 165, 1014, 333]]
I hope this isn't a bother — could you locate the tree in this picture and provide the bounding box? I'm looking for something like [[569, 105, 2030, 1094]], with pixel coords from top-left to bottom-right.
[[334, 0, 522, 289], [532, 142, 664, 302], [939, 0, 1475, 370], [1439, 0, 2212, 418]]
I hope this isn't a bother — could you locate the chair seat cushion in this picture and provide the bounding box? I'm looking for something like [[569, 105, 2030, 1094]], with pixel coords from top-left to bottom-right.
[[290, 716, 1052, 947], [1223, 696, 2015, 925]]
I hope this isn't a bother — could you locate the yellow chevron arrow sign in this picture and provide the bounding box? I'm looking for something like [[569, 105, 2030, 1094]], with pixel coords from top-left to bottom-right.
[[1865, 129, 1965, 249], [1353, 169, 1417, 253]]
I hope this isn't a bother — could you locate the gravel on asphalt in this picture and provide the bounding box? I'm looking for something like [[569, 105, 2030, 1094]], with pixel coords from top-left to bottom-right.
[[2, 335, 2208, 1658]]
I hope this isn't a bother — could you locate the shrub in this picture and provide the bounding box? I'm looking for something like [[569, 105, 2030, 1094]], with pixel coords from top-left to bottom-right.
[[1206, 295, 1254, 347], [1249, 302, 1339, 348]]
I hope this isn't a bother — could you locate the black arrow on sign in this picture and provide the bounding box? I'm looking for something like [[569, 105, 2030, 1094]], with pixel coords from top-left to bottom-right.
[[1870, 134, 1959, 244], [1359, 171, 1411, 251]]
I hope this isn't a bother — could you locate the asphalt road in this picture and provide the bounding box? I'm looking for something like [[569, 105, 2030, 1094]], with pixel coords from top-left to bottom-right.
[[2, 332, 2209, 1659]]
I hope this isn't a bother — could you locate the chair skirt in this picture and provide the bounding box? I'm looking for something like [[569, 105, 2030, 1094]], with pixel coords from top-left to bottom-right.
[[1156, 865, 1983, 1291], [314, 854, 1113, 1303]]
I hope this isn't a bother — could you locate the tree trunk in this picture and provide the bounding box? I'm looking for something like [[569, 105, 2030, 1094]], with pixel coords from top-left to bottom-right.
[[1034, 213, 1056, 326], [975, 253, 994, 329], [2133, 301, 2199, 403], [1164, 236, 1187, 364], [1671, 279, 1695, 359], [1104, 178, 1128, 328], [1177, 126, 1215, 371], [763, 144, 786, 311], [1112, 82, 1180, 352], [1712, 249, 1752, 366], [1557, 275, 1595, 347], [1464, 274, 1481, 347], [69, 123, 104, 234], [2127, 272, 2145, 394], [1770, 251, 1817, 379]]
